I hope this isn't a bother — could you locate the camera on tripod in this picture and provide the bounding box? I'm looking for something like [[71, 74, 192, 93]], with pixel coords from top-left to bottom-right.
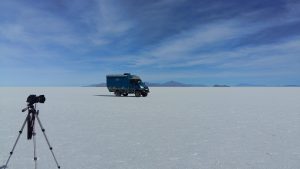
[[3, 94, 61, 169], [26, 95, 46, 105]]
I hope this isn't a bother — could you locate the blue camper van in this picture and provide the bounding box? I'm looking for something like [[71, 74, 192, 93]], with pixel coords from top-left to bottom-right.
[[106, 73, 149, 97]]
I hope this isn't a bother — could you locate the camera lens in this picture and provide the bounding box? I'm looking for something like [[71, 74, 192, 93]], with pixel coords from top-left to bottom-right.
[[38, 95, 46, 103]]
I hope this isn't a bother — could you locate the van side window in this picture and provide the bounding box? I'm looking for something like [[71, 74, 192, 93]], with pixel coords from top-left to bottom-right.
[[130, 79, 141, 84]]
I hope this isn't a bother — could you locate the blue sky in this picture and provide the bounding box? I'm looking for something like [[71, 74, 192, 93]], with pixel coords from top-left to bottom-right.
[[0, 0, 300, 86]]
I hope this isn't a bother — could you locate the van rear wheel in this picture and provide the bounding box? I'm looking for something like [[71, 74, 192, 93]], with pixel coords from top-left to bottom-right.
[[142, 92, 148, 97], [135, 91, 141, 97], [114, 91, 121, 96], [122, 93, 128, 96]]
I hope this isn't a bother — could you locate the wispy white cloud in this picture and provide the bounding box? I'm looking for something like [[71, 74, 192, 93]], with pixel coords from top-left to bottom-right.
[[130, 2, 300, 72], [141, 69, 299, 83], [96, 0, 133, 35], [0, 0, 134, 52], [132, 20, 243, 66], [218, 38, 300, 69], [161, 37, 300, 70], [0, 0, 136, 70], [1, 0, 300, 85], [79, 0, 134, 46]]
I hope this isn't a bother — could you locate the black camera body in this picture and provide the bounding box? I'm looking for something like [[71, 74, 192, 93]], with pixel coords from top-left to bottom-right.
[[26, 95, 46, 105]]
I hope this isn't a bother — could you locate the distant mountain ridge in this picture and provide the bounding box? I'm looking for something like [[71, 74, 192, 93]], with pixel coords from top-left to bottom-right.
[[86, 83, 107, 87], [85, 81, 300, 87], [145, 81, 207, 87], [87, 81, 208, 87]]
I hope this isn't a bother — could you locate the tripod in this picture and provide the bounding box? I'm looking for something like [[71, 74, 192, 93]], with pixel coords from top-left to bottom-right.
[[3, 103, 61, 169]]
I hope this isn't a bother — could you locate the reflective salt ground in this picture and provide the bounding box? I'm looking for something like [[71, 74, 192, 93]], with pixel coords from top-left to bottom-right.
[[0, 87, 300, 169]]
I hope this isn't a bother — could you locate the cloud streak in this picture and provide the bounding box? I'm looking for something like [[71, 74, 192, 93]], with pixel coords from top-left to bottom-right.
[[1, 0, 300, 86]]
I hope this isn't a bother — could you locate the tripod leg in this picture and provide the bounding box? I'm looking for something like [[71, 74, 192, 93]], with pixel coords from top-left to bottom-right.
[[36, 115, 61, 169], [33, 123, 37, 169], [4, 115, 28, 168]]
